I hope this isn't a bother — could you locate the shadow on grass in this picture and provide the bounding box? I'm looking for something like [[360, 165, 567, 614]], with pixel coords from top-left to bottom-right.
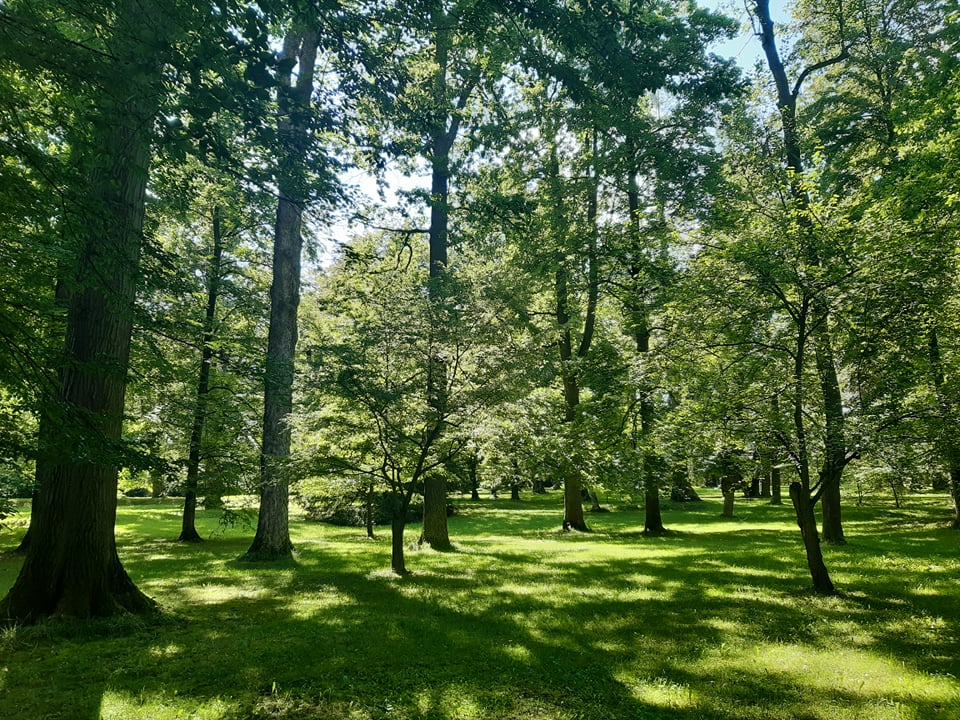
[[0, 495, 958, 719]]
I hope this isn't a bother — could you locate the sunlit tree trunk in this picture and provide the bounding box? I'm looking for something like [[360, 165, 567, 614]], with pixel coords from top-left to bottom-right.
[[244, 31, 318, 561]]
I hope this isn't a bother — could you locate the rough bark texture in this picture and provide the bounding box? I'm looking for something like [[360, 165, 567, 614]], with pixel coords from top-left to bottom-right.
[[0, 10, 159, 620], [243, 32, 318, 562], [421, 474, 452, 550], [179, 206, 224, 543]]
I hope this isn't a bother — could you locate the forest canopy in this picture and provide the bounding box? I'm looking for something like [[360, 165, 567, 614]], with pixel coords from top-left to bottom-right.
[[0, 0, 958, 621]]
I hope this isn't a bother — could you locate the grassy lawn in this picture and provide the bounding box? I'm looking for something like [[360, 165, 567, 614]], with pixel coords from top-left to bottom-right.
[[0, 490, 958, 720]]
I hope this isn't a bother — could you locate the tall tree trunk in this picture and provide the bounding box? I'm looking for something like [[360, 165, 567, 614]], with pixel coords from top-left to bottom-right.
[[244, 32, 318, 561], [420, 4, 466, 550], [0, 9, 160, 619], [770, 462, 783, 505], [391, 509, 407, 575], [760, 451, 772, 498], [179, 206, 224, 543], [550, 136, 599, 533], [627, 166, 665, 534], [755, 0, 850, 590], [927, 327, 960, 528]]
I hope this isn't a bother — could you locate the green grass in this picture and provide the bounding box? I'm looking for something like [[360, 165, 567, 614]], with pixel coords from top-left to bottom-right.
[[1, 490, 958, 720]]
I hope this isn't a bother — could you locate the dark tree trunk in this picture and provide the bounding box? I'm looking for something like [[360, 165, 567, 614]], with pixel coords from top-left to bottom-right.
[[0, 17, 159, 619], [391, 509, 407, 575], [722, 486, 736, 518], [244, 32, 318, 562], [628, 165, 665, 535], [755, 0, 849, 590], [551, 136, 598, 533], [179, 206, 224, 543], [770, 462, 783, 505], [927, 328, 960, 529], [790, 482, 835, 594], [760, 452, 772, 498], [420, 6, 465, 549], [816, 336, 847, 544], [421, 474, 451, 550]]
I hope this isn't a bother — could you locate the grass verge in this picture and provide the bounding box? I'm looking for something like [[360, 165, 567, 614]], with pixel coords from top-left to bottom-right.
[[0, 490, 957, 719]]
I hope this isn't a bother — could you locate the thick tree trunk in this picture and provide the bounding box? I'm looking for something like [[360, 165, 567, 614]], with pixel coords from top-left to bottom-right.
[[0, 22, 159, 619], [179, 207, 224, 543], [244, 32, 318, 562], [722, 487, 736, 518], [421, 474, 451, 550], [760, 451, 772, 498], [790, 482, 835, 594]]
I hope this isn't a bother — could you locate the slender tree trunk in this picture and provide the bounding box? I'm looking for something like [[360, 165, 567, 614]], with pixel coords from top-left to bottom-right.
[[790, 482, 835, 594], [391, 509, 407, 575], [179, 207, 224, 543], [550, 136, 599, 533], [0, 14, 159, 619], [627, 166, 665, 534], [816, 333, 847, 544], [770, 462, 783, 505], [469, 456, 481, 501], [755, 0, 848, 589], [760, 451, 772, 498], [244, 32, 318, 561]]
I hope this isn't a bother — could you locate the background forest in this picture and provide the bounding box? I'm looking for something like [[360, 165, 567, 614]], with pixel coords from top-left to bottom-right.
[[0, 0, 959, 622]]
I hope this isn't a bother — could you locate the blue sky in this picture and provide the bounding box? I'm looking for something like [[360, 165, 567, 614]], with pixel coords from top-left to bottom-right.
[[701, 0, 792, 70]]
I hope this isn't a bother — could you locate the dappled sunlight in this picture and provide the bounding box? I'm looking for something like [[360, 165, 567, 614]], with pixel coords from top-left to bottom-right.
[[3, 494, 959, 720], [100, 690, 232, 720], [688, 642, 960, 719]]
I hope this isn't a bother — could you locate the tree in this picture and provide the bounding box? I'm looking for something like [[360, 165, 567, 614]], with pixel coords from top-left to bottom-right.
[[0, 0, 174, 620], [243, 29, 324, 561]]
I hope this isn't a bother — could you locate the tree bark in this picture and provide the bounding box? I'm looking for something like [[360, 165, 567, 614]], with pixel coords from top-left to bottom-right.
[[790, 482, 835, 594], [0, 8, 160, 619], [627, 165, 666, 534], [391, 509, 408, 575], [755, 0, 848, 587], [244, 31, 318, 561], [179, 206, 224, 543], [420, 474, 452, 550], [927, 327, 960, 528]]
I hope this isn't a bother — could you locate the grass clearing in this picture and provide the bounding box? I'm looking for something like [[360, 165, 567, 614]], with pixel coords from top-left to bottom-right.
[[1, 490, 958, 719]]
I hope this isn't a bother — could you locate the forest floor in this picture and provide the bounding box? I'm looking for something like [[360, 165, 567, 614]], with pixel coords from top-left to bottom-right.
[[0, 489, 957, 720]]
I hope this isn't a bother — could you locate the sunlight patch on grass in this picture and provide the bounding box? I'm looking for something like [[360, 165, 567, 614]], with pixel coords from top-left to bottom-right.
[[693, 642, 960, 719], [100, 690, 232, 720], [619, 675, 695, 710]]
